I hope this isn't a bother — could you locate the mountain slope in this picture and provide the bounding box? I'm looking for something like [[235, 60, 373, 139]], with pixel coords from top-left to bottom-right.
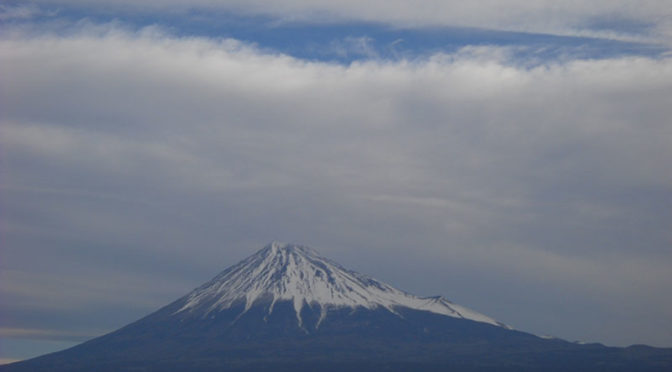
[[2, 242, 671, 372]]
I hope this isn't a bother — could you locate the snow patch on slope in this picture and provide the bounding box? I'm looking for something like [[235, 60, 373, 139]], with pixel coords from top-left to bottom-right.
[[176, 242, 510, 329]]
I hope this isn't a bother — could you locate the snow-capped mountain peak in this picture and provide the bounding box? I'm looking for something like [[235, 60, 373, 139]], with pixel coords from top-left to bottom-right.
[[176, 241, 509, 329]]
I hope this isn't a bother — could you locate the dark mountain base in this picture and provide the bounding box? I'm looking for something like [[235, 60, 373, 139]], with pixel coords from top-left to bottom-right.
[[3, 300, 671, 372]]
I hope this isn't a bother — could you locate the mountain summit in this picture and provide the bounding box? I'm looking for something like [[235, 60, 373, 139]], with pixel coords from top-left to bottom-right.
[[3, 242, 671, 372], [176, 241, 508, 329]]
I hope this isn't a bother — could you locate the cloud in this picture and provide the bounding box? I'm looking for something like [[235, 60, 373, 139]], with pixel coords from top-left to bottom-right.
[[0, 359, 21, 366], [0, 4, 55, 21], [1, 25, 671, 347], [23, 0, 672, 44], [324, 36, 379, 60], [0, 327, 100, 342]]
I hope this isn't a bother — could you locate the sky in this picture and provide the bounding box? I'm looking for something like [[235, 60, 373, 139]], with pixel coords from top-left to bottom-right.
[[1, 0, 672, 363]]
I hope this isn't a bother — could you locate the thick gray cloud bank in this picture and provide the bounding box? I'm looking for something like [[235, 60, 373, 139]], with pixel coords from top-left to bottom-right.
[[1, 25, 672, 353]]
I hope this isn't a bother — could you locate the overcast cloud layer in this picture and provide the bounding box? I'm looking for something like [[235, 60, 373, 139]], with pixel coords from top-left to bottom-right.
[[1, 2, 672, 362]]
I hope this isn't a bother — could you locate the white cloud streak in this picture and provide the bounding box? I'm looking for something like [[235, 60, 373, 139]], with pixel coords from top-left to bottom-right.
[[23, 0, 672, 44], [0, 327, 101, 341]]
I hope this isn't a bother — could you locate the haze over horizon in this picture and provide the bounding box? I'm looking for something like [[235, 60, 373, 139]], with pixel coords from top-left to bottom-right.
[[1, 0, 671, 363]]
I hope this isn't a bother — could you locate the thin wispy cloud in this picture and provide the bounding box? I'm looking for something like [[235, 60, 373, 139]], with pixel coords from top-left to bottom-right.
[[18, 0, 672, 44]]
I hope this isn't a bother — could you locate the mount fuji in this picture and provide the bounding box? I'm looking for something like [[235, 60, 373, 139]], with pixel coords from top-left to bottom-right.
[[176, 242, 508, 329], [2, 242, 671, 371]]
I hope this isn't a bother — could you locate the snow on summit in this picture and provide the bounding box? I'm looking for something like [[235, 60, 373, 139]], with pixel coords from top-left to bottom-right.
[[177, 242, 509, 328]]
